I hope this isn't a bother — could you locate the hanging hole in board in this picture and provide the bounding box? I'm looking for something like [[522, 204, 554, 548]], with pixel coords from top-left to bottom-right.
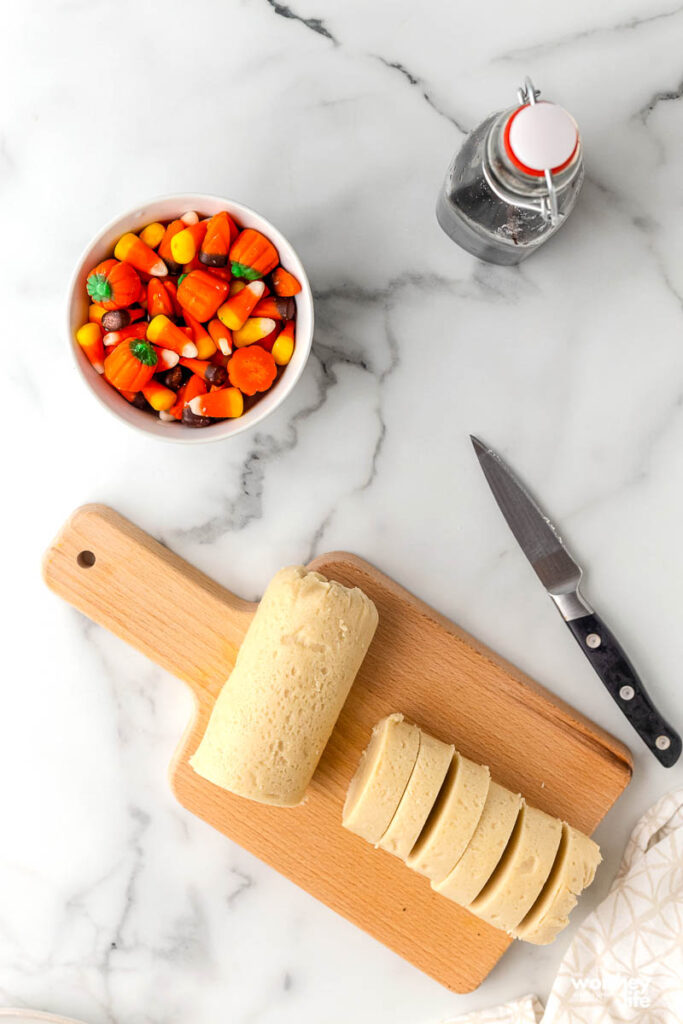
[[77, 550, 96, 568]]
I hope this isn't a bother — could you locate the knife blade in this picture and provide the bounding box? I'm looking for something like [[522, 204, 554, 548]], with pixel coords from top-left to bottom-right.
[[471, 435, 681, 767]]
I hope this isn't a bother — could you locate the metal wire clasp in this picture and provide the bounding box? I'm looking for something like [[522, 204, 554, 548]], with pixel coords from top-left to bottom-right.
[[518, 76, 560, 226]]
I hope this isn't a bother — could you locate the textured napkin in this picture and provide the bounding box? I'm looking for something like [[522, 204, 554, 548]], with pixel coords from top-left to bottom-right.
[[445, 789, 683, 1023]]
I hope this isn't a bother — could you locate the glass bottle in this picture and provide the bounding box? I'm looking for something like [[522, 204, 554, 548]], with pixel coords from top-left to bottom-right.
[[436, 79, 583, 265]]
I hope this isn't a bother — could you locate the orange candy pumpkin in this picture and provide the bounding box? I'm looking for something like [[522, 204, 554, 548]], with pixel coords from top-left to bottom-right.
[[86, 259, 141, 310], [229, 229, 279, 280], [104, 338, 158, 391], [177, 269, 230, 322]]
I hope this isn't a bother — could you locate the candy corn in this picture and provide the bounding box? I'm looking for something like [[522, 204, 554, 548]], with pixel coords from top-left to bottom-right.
[[167, 372, 207, 421], [103, 322, 148, 347], [252, 295, 295, 320], [158, 219, 187, 274], [142, 379, 176, 412], [217, 280, 266, 331], [272, 267, 302, 296], [139, 222, 165, 250], [179, 357, 228, 386], [163, 373, 207, 422], [151, 346, 180, 370], [188, 387, 244, 419], [272, 320, 295, 365], [170, 221, 208, 265], [184, 311, 217, 358], [208, 318, 233, 355], [258, 323, 281, 352], [147, 315, 198, 357], [76, 322, 105, 374], [211, 210, 238, 246], [114, 233, 168, 277], [199, 225, 228, 267], [147, 279, 175, 318], [162, 279, 181, 315], [88, 303, 107, 325], [232, 317, 276, 348]]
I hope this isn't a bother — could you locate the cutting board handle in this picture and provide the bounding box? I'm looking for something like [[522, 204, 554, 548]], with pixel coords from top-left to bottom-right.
[[42, 504, 255, 699]]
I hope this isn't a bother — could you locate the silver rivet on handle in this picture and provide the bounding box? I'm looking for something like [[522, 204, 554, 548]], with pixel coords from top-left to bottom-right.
[[619, 685, 635, 701], [656, 735, 671, 751], [585, 633, 602, 649]]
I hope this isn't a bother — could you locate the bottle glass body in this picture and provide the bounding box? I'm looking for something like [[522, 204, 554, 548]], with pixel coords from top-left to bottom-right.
[[436, 108, 584, 265]]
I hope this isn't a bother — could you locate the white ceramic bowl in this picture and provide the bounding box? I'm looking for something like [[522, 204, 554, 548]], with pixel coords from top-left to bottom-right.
[[67, 193, 314, 443]]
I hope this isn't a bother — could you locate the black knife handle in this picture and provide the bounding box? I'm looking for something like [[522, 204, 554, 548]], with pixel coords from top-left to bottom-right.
[[567, 612, 681, 767]]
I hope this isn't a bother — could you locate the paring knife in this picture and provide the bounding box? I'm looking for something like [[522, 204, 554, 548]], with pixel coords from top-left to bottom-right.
[[471, 435, 681, 767]]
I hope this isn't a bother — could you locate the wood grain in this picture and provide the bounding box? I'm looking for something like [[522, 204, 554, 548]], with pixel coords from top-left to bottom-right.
[[43, 505, 632, 992]]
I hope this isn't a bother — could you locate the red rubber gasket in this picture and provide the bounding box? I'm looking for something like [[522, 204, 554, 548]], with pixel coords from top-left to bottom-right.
[[503, 103, 578, 178]]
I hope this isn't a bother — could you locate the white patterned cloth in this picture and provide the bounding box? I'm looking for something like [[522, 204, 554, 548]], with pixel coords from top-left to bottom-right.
[[445, 789, 683, 1024]]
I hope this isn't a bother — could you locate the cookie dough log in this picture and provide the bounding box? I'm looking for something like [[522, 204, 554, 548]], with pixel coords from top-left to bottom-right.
[[378, 731, 454, 859], [469, 803, 562, 933], [343, 714, 420, 843], [190, 566, 378, 807], [513, 824, 601, 944], [406, 752, 490, 883], [434, 782, 522, 906]]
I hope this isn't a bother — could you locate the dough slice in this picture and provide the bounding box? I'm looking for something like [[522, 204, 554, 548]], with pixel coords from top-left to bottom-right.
[[469, 803, 562, 932], [343, 714, 420, 844], [434, 781, 522, 906], [513, 823, 602, 944], [406, 752, 490, 883], [378, 731, 454, 860]]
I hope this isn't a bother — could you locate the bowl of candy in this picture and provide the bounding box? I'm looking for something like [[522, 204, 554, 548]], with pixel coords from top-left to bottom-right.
[[67, 193, 314, 442]]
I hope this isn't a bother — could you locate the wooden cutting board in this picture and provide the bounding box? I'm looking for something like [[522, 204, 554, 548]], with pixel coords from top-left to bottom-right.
[[43, 505, 632, 992]]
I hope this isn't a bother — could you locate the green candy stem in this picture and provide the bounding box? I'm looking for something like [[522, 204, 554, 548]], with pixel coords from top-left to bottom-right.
[[230, 261, 263, 281], [130, 340, 158, 366], [86, 272, 112, 303]]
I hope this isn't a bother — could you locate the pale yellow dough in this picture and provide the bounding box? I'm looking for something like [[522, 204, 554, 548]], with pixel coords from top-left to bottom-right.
[[378, 731, 454, 860], [406, 752, 490, 883], [513, 823, 601, 944], [343, 714, 420, 843], [469, 803, 562, 932], [190, 565, 378, 806], [434, 781, 522, 906]]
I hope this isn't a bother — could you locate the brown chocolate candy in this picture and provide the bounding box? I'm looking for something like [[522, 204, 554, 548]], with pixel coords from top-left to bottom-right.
[[204, 365, 227, 387], [158, 366, 184, 390], [102, 307, 142, 331], [182, 405, 212, 428]]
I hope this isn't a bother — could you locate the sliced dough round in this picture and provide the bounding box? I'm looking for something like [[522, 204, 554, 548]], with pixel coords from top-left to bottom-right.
[[378, 731, 454, 859], [343, 714, 420, 843], [513, 823, 602, 944], [434, 781, 522, 906], [469, 803, 562, 933], [406, 752, 490, 883]]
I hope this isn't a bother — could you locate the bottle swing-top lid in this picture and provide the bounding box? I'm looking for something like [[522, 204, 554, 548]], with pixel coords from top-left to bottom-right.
[[498, 78, 580, 224], [504, 100, 579, 177]]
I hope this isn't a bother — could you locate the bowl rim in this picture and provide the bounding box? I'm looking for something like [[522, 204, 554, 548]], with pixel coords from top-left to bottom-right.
[[66, 192, 314, 444]]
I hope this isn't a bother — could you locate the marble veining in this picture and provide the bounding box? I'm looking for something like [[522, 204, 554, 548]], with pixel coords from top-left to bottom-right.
[[3, 0, 683, 1021]]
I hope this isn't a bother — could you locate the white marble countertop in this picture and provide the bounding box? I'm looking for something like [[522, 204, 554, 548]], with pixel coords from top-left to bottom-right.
[[3, 0, 683, 1021]]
